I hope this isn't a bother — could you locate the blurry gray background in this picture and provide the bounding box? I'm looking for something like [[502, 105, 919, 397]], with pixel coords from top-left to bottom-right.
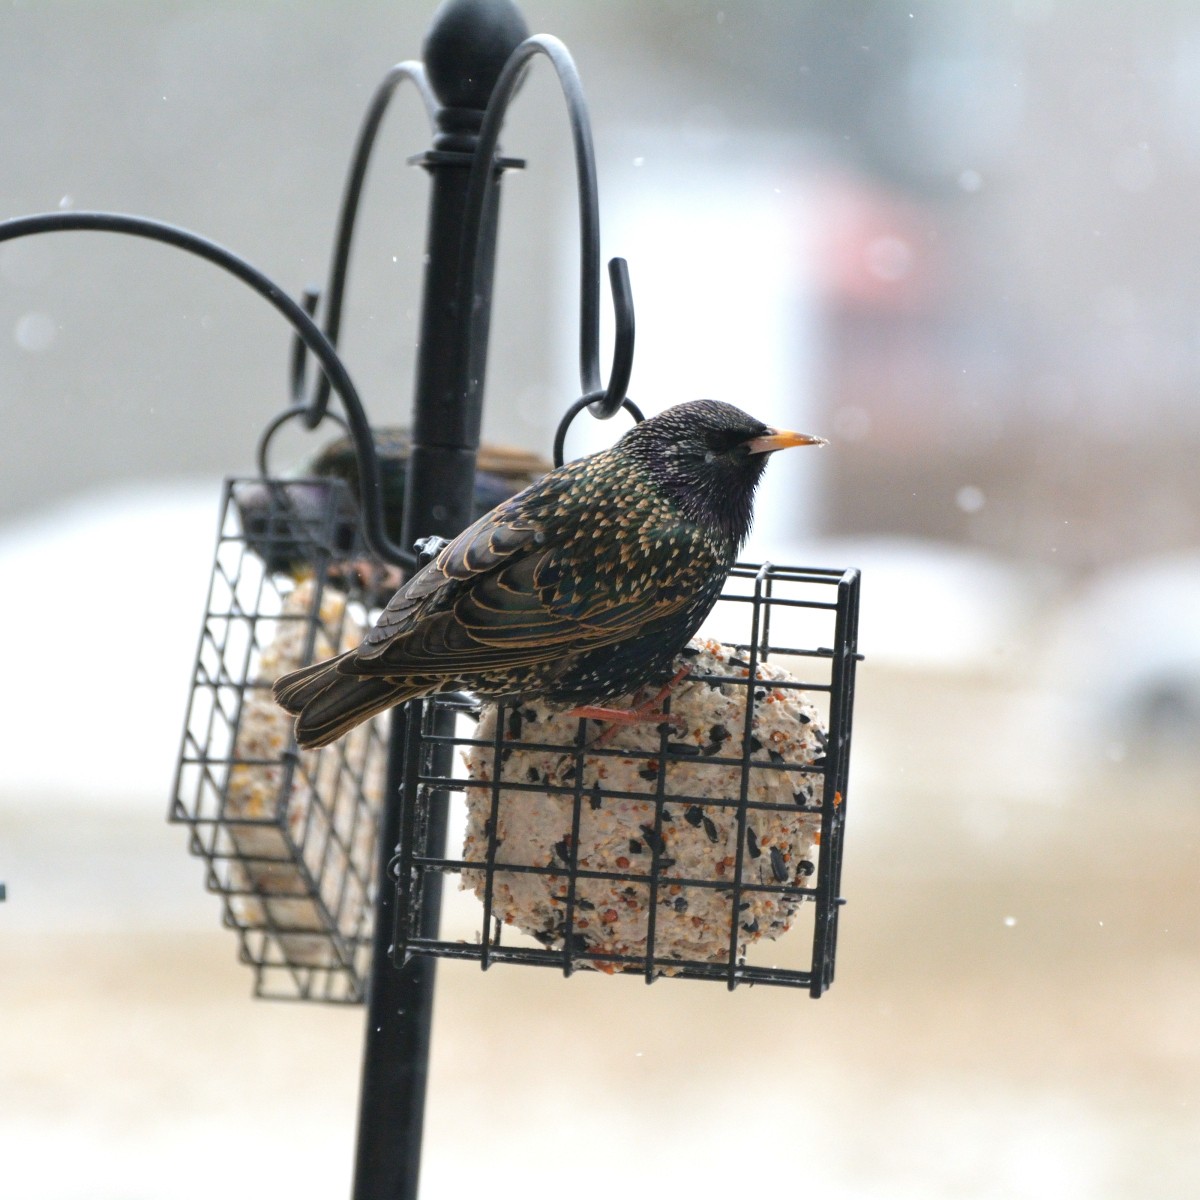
[[3, 3, 1199, 1198]]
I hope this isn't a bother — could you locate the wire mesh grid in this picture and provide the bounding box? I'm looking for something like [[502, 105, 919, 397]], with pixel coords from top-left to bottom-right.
[[170, 477, 392, 1003], [393, 562, 860, 995]]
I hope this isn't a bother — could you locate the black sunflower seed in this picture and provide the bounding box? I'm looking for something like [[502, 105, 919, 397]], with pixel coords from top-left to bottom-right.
[[770, 846, 788, 883], [640, 825, 666, 855]]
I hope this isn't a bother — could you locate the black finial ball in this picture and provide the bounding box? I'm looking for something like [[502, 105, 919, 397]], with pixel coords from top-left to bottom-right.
[[424, 0, 530, 113]]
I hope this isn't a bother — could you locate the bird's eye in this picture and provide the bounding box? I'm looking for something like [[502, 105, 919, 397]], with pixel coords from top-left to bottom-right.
[[704, 429, 746, 457]]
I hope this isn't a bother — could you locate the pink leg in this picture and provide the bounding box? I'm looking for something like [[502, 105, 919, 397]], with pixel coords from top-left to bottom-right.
[[567, 665, 692, 738]]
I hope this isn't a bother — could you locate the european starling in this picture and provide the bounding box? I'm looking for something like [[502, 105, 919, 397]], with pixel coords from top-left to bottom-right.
[[274, 400, 826, 749], [236, 427, 550, 577]]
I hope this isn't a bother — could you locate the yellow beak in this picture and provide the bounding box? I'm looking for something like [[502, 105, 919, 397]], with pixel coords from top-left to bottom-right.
[[744, 428, 828, 455]]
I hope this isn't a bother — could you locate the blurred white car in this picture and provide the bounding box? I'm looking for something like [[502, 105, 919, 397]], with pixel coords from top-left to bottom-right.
[[1050, 553, 1200, 752]]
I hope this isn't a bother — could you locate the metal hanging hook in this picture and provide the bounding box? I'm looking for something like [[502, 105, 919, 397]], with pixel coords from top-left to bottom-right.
[[594, 255, 635, 419], [552, 393, 643, 468], [256, 405, 349, 479], [288, 286, 322, 409], [457, 34, 636, 427]]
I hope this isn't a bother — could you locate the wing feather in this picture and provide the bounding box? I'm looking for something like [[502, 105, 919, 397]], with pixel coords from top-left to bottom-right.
[[346, 457, 719, 682]]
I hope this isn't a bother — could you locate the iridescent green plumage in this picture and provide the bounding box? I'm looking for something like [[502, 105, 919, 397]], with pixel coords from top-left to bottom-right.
[[274, 401, 825, 748]]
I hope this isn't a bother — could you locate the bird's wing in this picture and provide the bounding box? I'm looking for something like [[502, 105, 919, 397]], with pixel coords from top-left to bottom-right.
[[346, 475, 714, 679]]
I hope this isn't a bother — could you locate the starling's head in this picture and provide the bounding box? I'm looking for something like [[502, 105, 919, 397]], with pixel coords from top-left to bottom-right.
[[622, 399, 826, 546]]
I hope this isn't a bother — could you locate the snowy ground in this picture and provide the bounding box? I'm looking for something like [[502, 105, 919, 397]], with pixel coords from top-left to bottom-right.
[[2, 484, 1198, 1199]]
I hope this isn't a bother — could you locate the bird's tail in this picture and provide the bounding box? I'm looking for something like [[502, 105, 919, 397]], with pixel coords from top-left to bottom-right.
[[272, 651, 418, 749]]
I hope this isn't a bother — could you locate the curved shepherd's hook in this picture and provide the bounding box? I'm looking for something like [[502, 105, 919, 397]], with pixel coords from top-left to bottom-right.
[[458, 34, 636, 423], [0, 210, 415, 569], [291, 60, 436, 423]]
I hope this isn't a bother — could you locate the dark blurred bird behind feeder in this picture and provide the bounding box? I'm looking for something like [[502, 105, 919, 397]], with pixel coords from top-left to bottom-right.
[[236, 426, 551, 583], [274, 400, 826, 749]]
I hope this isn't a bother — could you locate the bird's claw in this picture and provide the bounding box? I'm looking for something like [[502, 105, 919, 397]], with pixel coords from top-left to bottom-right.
[[567, 664, 693, 746], [568, 704, 688, 729]]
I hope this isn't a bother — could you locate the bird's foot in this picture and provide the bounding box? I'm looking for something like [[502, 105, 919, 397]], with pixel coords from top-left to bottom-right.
[[567, 666, 692, 746]]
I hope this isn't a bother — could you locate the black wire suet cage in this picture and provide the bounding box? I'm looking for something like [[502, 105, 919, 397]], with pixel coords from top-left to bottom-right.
[[170, 476, 393, 1002], [395, 561, 859, 995]]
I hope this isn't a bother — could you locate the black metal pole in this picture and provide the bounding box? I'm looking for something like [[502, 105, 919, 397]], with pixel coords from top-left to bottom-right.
[[350, 3, 529, 1198]]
